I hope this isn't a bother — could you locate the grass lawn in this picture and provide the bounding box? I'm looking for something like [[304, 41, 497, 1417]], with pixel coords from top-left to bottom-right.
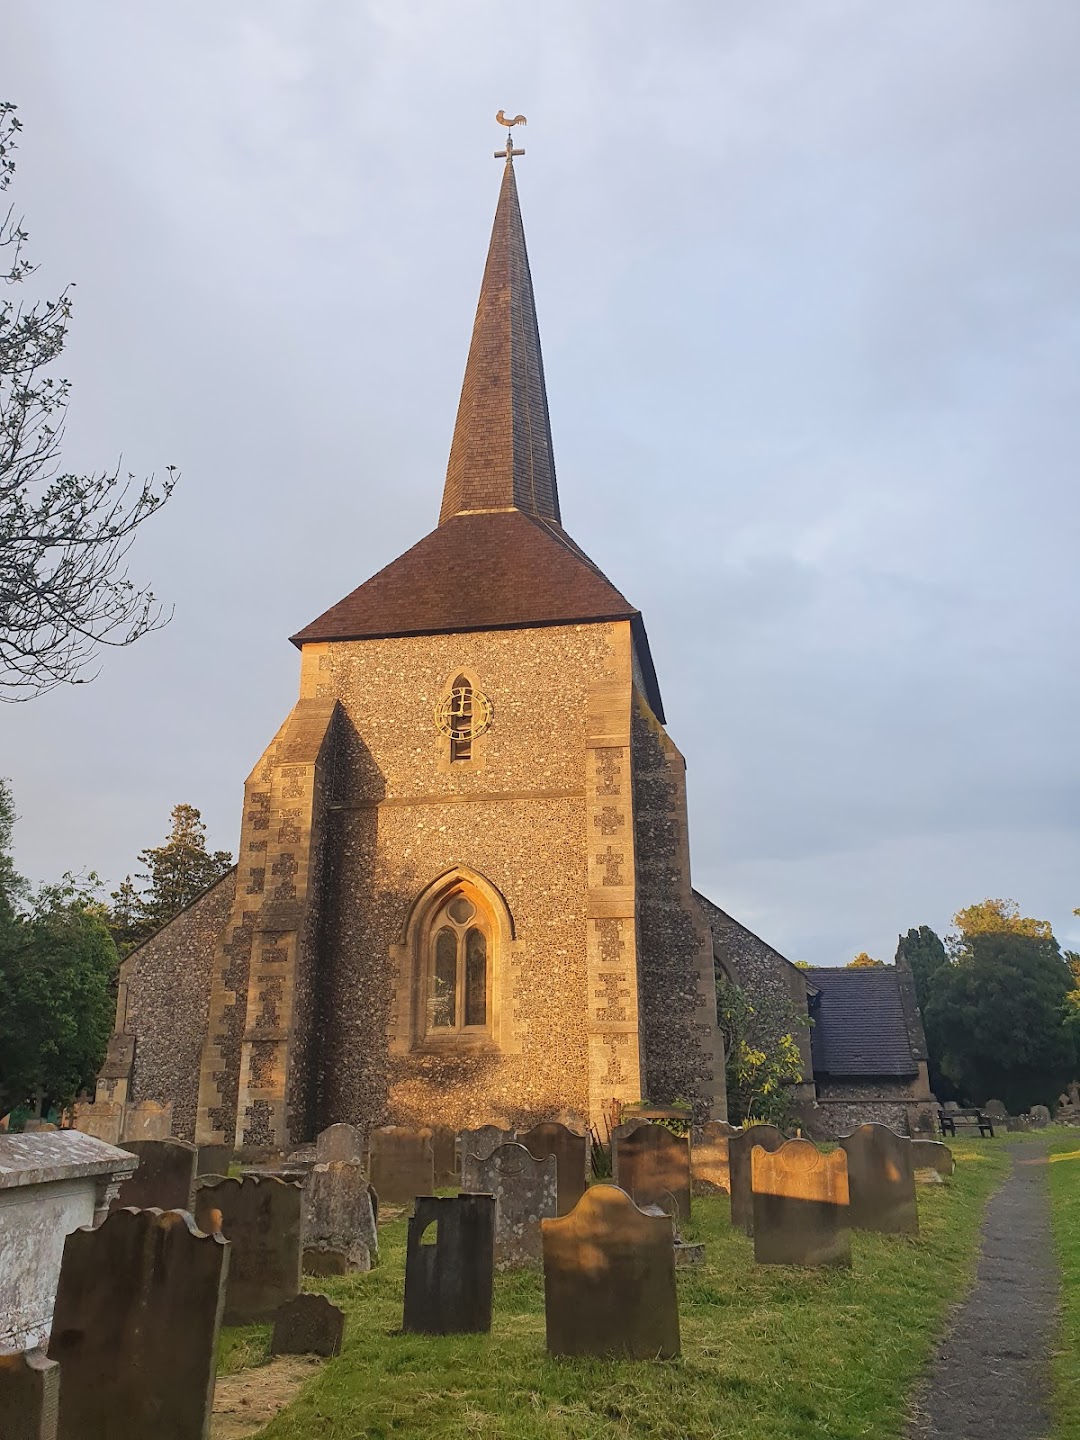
[[1047, 1132, 1080, 1439], [218, 1140, 1008, 1440]]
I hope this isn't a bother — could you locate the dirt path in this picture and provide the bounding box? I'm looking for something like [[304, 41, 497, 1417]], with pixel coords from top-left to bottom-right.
[[907, 1142, 1060, 1440], [211, 1355, 320, 1439]]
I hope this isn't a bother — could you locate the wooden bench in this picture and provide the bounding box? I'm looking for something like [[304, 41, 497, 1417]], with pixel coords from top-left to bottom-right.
[[938, 1108, 995, 1138]]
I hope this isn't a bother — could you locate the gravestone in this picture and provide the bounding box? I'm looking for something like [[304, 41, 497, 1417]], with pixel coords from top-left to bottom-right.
[[518, 1122, 588, 1217], [460, 1142, 556, 1270], [403, 1194, 495, 1334], [71, 1101, 123, 1147], [458, 1125, 515, 1170], [193, 1175, 301, 1324], [728, 1124, 785, 1232], [984, 1099, 1008, 1119], [542, 1185, 680, 1359], [839, 1124, 918, 1234], [303, 1161, 377, 1273], [368, 1126, 434, 1206], [609, 1117, 650, 1145], [910, 1139, 955, 1176], [1030, 1104, 1051, 1128], [751, 1139, 850, 1267], [0, 1349, 59, 1440], [21, 1120, 56, 1134], [114, 1138, 197, 1212], [691, 1121, 740, 1195], [270, 1294, 344, 1358], [49, 1207, 228, 1440], [429, 1126, 458, 1184], [315, 1123, 363, 1165], [120, 1100, 172, 1143], [196, 1144, 232, 1177], [613, 1123, 691, 1221]]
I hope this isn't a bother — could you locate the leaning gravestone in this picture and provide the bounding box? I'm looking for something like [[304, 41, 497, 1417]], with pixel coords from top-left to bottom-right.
[[518, 1122, 588, 1217], [303, 1161, 378, 1273], [368, 1126, 434, 1206], [460, 1142, 556, 1270], [114, 1138, 197, 1212], [193, 1175, 301, 1324], [315, 1123, 363, 1165], [542, 1185, 680, 1359], [728, 1124, 785, 1232], [691, 1120, 740, 1195], [911, 1139, 955, 1176], [613, 1123, 691, 1222], [270, 1294, 345, 1358], [49, 1207, 228, 1440], [752, 1139, 850, 1267], [458, 1125, 515, 1170], [0, 1349, 59, 1440], [839, 1124, 918, 1234], [403, 1194, 495, 1334]]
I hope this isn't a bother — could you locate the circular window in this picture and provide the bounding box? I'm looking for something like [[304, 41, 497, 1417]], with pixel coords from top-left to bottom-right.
[[434, 685, 494, 741], [447, 896, 475, 925]]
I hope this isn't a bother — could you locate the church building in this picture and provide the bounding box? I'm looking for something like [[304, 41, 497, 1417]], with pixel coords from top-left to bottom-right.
[[97, 141, 728, 1158]]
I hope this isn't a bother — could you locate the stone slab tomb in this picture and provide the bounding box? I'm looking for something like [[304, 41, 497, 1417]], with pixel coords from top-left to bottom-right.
[[911, 1139, 955, 1176], [402, 1194, 495, 1334], [48, 1207, 228, 1440], [457, 1125, 515, 1172], [368, 1126, 434, 1206], [315, 1123, 363, 1165], [691, 1120, 740, 1195], [460, 1142, 556, 1271], [728, 1124, 785, 1232], [612, 1122, 691, 1222], [270, 1294, 345, 1358], [0, 1349, 59, 1440], [193, 1175, 301, 1324], [519, 1121, 588, 1217], [113, 1138, 197, 1212], [751, 1139, 851, 1268], [541, 1185, 680, 1359], [839, 1123, 918, 1234], [303, 1161, 378, 1274]]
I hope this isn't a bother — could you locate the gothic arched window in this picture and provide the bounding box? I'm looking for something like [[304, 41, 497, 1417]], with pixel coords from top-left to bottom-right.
[[434, 672, 494, 766], [426, 891, 489, 1034]]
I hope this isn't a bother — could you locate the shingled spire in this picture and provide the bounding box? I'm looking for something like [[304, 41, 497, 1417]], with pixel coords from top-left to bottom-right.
[[439, 154, 560, 525]]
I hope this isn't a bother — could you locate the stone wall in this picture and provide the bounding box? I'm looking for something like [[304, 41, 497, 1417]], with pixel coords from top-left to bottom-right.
[[794, 1095, 936, 1140]]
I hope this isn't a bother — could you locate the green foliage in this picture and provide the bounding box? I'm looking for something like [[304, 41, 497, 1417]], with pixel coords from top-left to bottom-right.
[[925, 928, 1079, 1112], [951, 897, 1054, 945], [0, 777, 28, 920], [896, 925, 947, 1010], [1048, 1136, 1080, 1437], [108, 803, 232, 953], [716, 977, 807, 1126], [0, 875, 117, 1114], [847, 952, 884, 968]]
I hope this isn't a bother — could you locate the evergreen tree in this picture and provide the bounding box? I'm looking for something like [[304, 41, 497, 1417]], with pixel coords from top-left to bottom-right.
[[109, 804, 232, 953], [896, 925, 947, 1011], [0, 777, 27, 920]]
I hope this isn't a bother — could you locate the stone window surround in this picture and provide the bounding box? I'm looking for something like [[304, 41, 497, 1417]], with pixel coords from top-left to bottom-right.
[[435, 667, 489, 774]]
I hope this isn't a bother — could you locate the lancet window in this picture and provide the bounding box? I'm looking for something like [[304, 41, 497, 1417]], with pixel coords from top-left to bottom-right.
[[427, 891, 489, 1034]]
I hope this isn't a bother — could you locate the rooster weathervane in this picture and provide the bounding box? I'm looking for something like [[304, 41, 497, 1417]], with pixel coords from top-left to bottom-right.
[[495, 110, 526, 162]]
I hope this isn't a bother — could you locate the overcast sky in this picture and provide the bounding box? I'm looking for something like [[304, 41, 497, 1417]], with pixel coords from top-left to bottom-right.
[[2, 2, 1078, 965]]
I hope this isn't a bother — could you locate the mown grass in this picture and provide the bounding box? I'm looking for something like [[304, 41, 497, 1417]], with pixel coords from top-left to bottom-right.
[[1047, 1133, 1080, 1438], [218, 1140, 1008, 1440]]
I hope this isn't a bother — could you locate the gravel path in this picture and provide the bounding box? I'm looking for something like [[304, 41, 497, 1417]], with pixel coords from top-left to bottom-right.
[[907, 1141, 1060, 1440]]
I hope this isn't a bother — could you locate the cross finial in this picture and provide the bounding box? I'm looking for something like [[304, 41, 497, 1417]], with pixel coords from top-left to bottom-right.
[[494, 109, 526, 162]]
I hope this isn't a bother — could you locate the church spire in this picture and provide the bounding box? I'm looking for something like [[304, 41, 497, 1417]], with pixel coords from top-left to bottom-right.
[[439, 124, 561, 526]]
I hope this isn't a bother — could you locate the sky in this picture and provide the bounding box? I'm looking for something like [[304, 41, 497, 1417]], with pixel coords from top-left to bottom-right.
[[2, 1, 1078, 965]]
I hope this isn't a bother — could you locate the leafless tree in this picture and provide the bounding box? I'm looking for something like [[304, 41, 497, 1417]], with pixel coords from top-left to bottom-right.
[[1, 101, 175, 700]]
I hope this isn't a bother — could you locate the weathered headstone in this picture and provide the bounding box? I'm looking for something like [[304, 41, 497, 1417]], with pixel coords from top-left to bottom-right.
[[49, 1207, 228, 1440], [120, 1100, 173, 1143], [429, 1126, 457, 1184], [303, 1161, 377, 1273], [270, 1293, 344, 1358], [691, 1120, 740, 1195], [70, 1101, 123, 1147], [315, 1123, 363, 1165], [613, 1123, 691, 1221], [751, 1139, 850, 1267], [1030, 1104, 1051, 1128], [609, 1117, 650, 1145], [458, 1125, 515, 1169], [910, 1139, 955, 1176], [542, 1185, 680, 1359], [518, 1122, 588, 1217], [113, 1138, 197, 1212], [728, 1124, 785, 1232], [403, 1194, 495, 1334], [984, 1099, 1008, 1119], [839, 1124, 918, 1234], [0, 1349, 59, 1440], [193, 1175, 301, 1324], [368, 1126, 434, 1206], [460, 1142, 556, 1270], [196, 1144, 232, 1177], [21, 1120, 57, 1134]]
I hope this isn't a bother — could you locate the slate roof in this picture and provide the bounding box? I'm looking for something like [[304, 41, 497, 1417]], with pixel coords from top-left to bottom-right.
[[804, 966, 920, 1078]]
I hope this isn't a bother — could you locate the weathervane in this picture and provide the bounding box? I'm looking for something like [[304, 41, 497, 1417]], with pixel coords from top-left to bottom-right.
[[495, 109, 526, 162]]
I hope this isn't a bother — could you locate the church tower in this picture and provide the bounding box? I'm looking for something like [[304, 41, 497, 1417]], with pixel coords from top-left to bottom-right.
[[103, 136, 726, 1157]]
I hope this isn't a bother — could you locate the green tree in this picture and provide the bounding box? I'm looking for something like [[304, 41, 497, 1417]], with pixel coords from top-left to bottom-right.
[[925, 926, 1078, 1111], [0, 102, 175, 700], [0, 777, 28, 920], [847, 952, 884, 968], [897, 924, 952, 1099], [716, 976, 808, 1125], [952, 898, 1053, 944], [109, 804, 232, 953], [0, 877, 117, 1116]]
